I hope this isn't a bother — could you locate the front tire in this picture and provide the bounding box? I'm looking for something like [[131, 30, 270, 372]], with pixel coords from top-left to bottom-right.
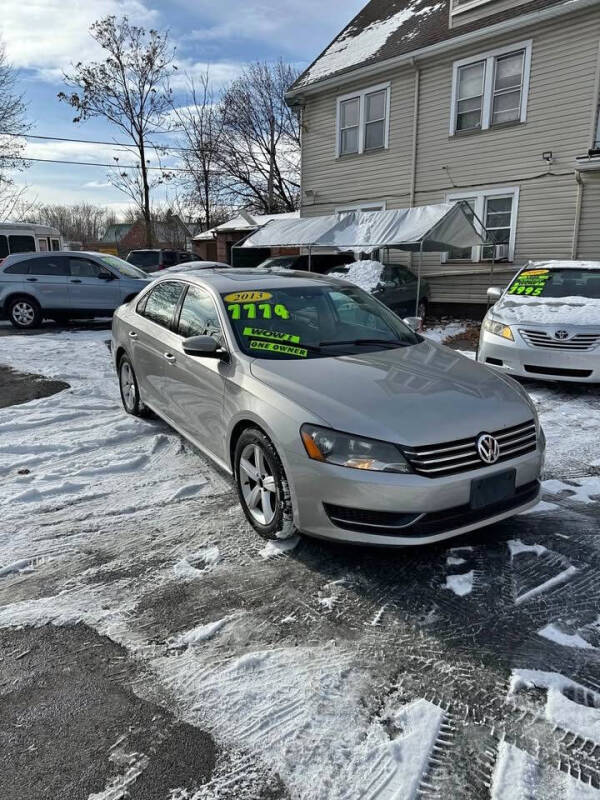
[[118, 354, 150, 417], [234, 428, 297, 541], [8, 297, 42, 329]]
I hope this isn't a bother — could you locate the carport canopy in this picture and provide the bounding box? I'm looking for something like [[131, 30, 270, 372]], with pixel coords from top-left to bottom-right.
[[238, 202, 486, 252]]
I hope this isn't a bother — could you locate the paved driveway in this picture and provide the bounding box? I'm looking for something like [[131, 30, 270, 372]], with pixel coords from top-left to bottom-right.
[[0, 328, 599, 799]]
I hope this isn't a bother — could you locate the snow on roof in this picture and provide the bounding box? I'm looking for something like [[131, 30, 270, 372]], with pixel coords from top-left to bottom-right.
[[291, 0, 573, 92], [192, 212, 300, 241], [299, 1, 444, 87]]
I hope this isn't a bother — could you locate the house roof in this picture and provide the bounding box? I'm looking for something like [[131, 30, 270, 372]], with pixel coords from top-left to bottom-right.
[[192, 211, 300, 241], [100, 223, 133, 243], [290, 0, 585, 93]]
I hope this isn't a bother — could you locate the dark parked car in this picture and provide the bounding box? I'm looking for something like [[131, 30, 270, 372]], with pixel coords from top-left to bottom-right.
[[257, 253, 354, 274], [126, 249, 194, 273], [325, 263, 430, 319]]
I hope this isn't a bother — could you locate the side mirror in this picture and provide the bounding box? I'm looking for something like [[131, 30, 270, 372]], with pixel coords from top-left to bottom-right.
[[403, 316, 423, 332], [487, 286, 503, 304], [98, 270, 115, 281], [182, 335, 226, 359]]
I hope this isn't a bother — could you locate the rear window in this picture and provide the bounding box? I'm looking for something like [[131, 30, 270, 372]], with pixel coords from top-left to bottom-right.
[[128, 251, 160, 268], [3, 260, 30, 274], [98, 254, 147, 278], [9, 235, 36, 254]]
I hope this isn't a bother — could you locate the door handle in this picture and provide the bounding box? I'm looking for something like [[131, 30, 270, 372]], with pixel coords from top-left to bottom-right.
[[26, 277, 38, 282], [163, 352, 176, 363], [128, 331, 138, 339], [70, 279, 82, 284]]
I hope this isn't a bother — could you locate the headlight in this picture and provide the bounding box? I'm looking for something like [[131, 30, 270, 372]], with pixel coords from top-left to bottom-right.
[[483, 316, 514, 341], [300, 424, 411, 473]]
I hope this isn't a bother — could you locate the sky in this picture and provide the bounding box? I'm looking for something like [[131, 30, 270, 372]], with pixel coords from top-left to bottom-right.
[[2, 0, 364, 215]]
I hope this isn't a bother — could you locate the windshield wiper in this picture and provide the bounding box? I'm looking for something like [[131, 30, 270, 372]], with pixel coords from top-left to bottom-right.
[[319, 338, 409, 349]]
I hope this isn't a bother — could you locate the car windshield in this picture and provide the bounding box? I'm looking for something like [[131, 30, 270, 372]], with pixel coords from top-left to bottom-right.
[[259, 257, 298, 269], [128, 251, 160, 268], [221, 284, 421, 360], [99, 254, 147, 279], [506, 267, 600, 299]]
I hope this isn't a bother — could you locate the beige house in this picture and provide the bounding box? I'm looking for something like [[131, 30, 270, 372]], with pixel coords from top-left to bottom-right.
[[286, 0, 600, 308]]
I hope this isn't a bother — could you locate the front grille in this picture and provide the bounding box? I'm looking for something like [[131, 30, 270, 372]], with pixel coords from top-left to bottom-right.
[[402, 420, 537, 478], [520, 328, 600, 351], [524, 365, 593, 378], [324, 481, 540, 537]]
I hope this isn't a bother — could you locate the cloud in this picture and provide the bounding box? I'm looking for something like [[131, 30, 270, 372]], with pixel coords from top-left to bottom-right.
[[183, 0, 364, 59], [83, 180, 113, 189], [169, 59, 243, 91], [23, 139, 180, 169], [2, 0, 158, 80]]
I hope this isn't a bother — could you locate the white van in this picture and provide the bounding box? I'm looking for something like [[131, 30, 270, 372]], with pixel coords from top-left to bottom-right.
[[0, 223, 64, 260]]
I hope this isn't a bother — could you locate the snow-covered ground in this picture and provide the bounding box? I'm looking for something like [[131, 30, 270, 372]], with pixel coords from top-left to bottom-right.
[[1, 328, 600, 799]]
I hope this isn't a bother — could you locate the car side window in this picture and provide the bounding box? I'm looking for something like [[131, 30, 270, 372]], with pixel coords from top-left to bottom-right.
[[379, 266, 405, 288], [177, 285, 223, 341], [3, 260, 30, 274], [8, 235, 35, 254], [162, 250, 178, 267], [0, 236, 9, 259], [69, 258, 105, 278], [140, 281, 184, 329], [28, 256, 70, 276]]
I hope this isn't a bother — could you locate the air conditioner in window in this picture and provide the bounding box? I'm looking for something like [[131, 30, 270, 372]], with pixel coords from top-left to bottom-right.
[[493, 244, 510, 261]]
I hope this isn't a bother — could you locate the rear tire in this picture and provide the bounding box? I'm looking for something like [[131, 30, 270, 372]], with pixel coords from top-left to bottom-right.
[[118, 354, 151, 418], [234, 428, 297, 541], [8, 297, 42, 329]]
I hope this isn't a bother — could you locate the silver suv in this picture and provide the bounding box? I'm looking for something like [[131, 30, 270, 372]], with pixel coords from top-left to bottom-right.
[[0, 251, 151, 329]]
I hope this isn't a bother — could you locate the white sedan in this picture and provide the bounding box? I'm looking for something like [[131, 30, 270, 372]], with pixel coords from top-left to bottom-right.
[[477, 260, 600, 382]]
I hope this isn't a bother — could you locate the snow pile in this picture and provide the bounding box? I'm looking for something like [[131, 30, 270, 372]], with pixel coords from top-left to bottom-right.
[[299, 1, 443, 86], [169, 615, 237, 649], [509, 670, 600, 744], [538, 623, 594, 650], [443, 571, 474, 597], [258, 537, 299, 560], [495, 296, 600, 325], [490, 741, 537, 800], [423, 321, 469, 343], [329, 260, 384, 293]]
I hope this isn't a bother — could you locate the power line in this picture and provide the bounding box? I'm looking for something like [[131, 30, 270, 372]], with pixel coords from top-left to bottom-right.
[[0, 154, 194, 172], [0, 130, 191, 152]]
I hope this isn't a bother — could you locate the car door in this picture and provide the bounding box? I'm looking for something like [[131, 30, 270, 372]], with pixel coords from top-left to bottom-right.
[[162, 284, 228, 462], [129, 281, 185, 412], [372, 265, 408, 314], [68, 256, 119, 311], [25, 255, 71, 310]]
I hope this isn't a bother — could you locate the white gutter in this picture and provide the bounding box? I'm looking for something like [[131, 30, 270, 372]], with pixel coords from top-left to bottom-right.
[[286, 0, 600, 101]]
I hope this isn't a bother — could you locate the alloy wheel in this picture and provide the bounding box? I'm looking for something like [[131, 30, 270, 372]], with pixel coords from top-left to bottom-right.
[[120, 361, 137, 412], [239, 443, 277, 525], [12, 302, 35, 326]]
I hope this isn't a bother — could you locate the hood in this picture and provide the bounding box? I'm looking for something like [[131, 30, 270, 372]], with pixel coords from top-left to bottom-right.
[[250, 340, 532, 446], [494, 296, 600, 327]]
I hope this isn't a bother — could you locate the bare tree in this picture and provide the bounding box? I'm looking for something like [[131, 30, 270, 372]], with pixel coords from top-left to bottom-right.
[[219, 60, 301, 213], [58, 16, 176, 247], [0, 39, 30, 219], [171, 70, 227, 231], [26, 203, 118, 243]]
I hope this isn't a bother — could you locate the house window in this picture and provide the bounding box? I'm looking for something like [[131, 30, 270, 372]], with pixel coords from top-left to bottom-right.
[[450, 41, 532, 134], [445, 188, 519, 262], [336, 83, 390, 156]]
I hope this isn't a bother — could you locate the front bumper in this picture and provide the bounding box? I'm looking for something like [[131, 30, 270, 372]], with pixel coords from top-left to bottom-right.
[[477, 328, 600, 382], [285, 445, 543, 546]]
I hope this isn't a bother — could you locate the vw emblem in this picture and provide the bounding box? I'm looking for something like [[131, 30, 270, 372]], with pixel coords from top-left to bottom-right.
[[555, 330, 570, 340], [477, 433, 500, 465]]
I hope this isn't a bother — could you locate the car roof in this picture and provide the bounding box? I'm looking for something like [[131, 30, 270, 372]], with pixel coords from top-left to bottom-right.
[[526, 260, 600, 270], [153, 267, 349, 292]]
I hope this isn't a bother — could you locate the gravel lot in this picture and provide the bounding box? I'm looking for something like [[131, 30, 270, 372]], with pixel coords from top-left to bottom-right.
[[0, 326, 599, 800]]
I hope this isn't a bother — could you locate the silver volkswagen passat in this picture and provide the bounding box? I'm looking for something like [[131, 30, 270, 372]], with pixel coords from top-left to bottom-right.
[[112, 269, 544, 547], [478, 261, 600, 382]]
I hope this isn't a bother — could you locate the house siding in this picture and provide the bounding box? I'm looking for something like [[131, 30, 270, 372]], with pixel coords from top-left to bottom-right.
[[578, 173, 600, 258], [300, 6, 600, 302]]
